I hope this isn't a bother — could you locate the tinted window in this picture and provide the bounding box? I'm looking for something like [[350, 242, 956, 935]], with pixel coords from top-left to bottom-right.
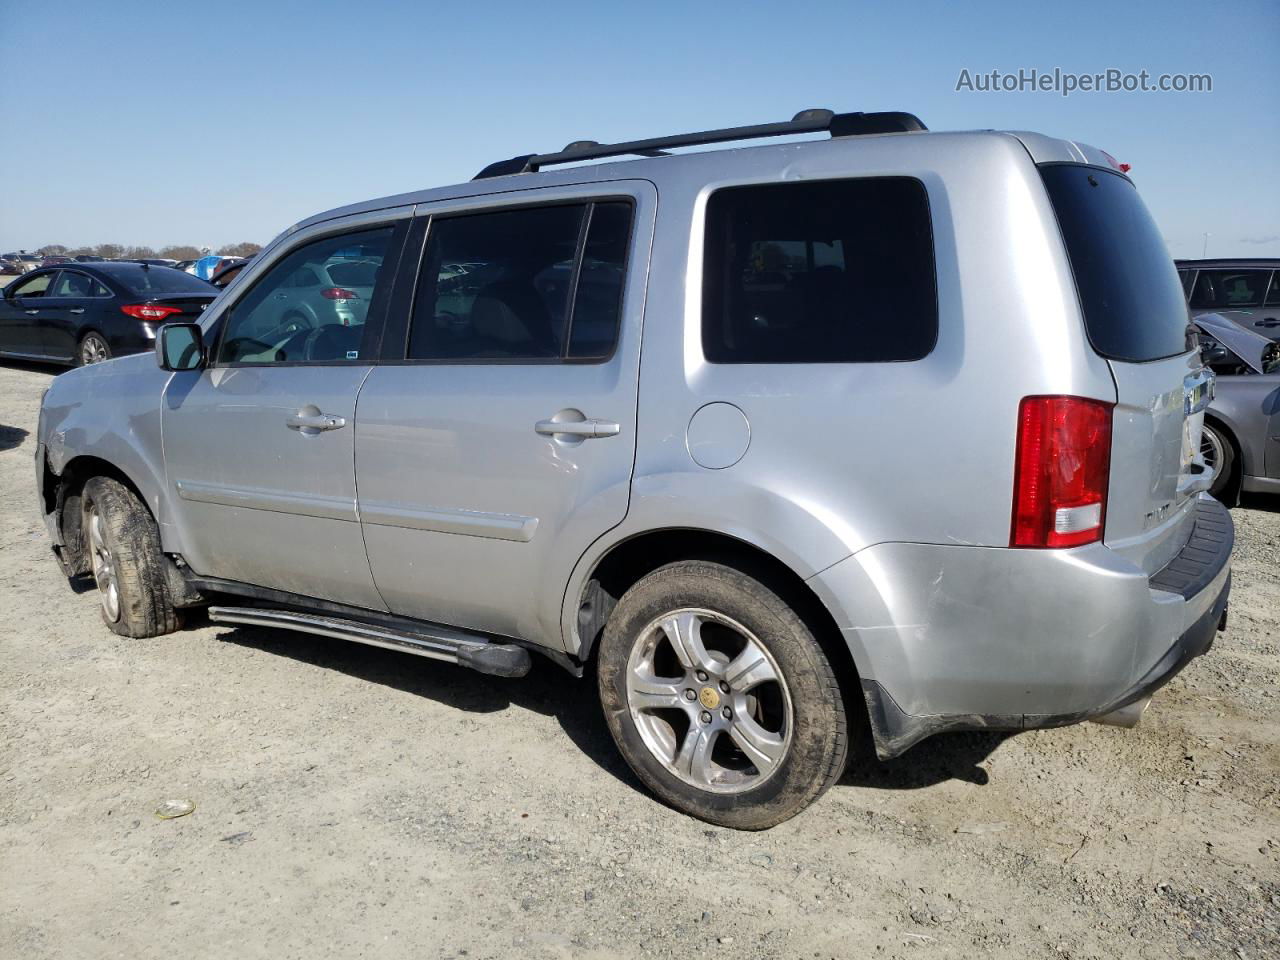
[[702, 178, 936, 363], [10, 272, 52, 298], [1041, 166, 1190, 362], [49, 271, 110, 298], [1267, 272, 1280, 306], [1178, 269, 1195, 298], [1189, 269, 1271, 309], [409, 204, 585, 360], [216, 227, 394, 365], [114, 264, 216, 297], [566, 202, 632, 359]]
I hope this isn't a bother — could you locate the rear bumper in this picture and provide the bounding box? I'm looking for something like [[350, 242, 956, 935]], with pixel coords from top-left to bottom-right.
[[810, 495, 1234, 758]]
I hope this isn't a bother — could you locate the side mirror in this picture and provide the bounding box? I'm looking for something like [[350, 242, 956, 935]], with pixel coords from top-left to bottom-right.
[[155, 322, 205, 371]]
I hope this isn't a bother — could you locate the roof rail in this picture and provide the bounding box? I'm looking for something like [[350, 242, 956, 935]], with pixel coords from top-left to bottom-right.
[[472, 108, 927, 180]]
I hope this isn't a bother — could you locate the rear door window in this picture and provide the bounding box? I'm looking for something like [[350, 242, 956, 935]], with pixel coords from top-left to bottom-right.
[[1040, 165, 1191, 362], [407, 200, 633, 362], [1190, 269, 1272, 309], [49, 271, 110, 298], [702, 178, 937, 363]]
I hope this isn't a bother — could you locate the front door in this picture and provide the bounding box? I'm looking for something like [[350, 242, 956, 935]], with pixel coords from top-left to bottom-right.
[[161, 216, 408, 609], [0, 270, 56, 357], [355, 184, 654, 645]]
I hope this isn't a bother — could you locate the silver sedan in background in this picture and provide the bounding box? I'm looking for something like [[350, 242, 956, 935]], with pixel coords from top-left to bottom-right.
[[1196, 312, 1280, 500]]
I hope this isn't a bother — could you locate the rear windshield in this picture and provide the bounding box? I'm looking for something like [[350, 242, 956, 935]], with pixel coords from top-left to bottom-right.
[[1041, 165, 1191, 362], [112, 265, 214, 297]]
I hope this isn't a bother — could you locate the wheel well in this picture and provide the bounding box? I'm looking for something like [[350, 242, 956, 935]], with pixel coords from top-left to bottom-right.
[[1204, 414, 1242, 467], [577, 529, 860, 706], [1204, 414, 1243, 496], [45, 455, 149, 572]]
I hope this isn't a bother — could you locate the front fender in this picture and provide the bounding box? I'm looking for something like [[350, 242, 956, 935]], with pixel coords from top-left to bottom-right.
[[41, 355, 171, 536]]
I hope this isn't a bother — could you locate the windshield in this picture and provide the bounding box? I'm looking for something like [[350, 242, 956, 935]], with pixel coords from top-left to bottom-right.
[[114, 265, 214, 297], [1041, 165, 1192, 362]]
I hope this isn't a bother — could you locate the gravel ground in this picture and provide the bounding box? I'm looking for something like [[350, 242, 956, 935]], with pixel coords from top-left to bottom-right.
[[1, 360, 1277, 960]]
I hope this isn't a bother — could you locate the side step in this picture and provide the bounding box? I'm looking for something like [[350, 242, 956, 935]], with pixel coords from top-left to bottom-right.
[[206, 606, 532, 678]]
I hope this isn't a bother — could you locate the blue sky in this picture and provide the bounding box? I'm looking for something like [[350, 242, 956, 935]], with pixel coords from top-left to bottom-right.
[[1, 0, 1276, 257]]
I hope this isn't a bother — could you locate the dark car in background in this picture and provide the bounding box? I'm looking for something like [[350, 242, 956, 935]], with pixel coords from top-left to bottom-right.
[[1177, 258, 1280, 339], [0, 261, 215, 366]]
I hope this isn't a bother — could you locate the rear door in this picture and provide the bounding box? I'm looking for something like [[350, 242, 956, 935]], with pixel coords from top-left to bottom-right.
[[1041, 164, 1207, 575], [355, 183, 654, 644], [161, 213, 409, 608], [38, 269, 110, 360]]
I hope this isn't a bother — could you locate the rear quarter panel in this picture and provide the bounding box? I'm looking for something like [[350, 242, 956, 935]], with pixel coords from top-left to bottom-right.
[[562, 131, 1118, 652]]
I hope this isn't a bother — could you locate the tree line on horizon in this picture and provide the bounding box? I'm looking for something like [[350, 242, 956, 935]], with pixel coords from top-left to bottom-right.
[[28, 241, 263, 261]]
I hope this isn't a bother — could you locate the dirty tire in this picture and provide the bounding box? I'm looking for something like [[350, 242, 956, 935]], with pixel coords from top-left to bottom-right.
[[597, 560, 847, 830], [81, 477, 179, 638]]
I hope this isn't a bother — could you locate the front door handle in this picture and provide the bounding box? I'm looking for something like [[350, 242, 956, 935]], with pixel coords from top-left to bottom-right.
[[287, 412, 347, 432], [24, 309, 39, 315], [70, 308, 85, 315], [535, 417, 620, 439]]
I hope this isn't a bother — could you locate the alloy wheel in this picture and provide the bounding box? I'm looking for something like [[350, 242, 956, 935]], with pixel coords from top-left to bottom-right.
[[1200, 426, 1223, 479], [87, 504, 121, 622], [79, 334, 110, 365], [624, 608, 793, 795]]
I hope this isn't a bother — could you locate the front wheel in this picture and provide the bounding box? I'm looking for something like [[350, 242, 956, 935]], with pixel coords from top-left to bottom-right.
[[81, 477, 179, 637], [597, 560, 848, 830]]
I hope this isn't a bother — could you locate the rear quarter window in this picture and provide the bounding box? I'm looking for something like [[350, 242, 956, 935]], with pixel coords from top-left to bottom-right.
[[702, 178, 937, 363], [1041, 165, 1191, 362]]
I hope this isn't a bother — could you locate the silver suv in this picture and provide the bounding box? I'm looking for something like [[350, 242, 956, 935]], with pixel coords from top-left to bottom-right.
[[34, 109, 1233, 829]]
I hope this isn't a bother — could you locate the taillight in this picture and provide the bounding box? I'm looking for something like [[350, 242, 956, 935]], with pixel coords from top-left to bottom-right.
[[1010, 396, 1114, 549], [320, 287, 359, 301], [121, 304, 183, 321]]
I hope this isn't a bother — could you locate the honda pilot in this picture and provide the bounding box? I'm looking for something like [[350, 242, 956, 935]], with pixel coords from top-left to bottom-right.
[[34, 109, 1232, 829]]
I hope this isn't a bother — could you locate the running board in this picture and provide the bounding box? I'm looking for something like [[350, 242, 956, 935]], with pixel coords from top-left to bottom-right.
[[206, 606, 532, 678]]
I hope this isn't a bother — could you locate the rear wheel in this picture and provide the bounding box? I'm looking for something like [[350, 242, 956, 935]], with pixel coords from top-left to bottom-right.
[[597, 560, 847, 830], [1201, 422, 1235, 499], [81, 477, 179, 637], [77, 332, 111, 366]]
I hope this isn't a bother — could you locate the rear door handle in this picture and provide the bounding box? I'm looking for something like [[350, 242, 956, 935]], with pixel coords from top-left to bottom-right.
[[287, 412, 346, 432], [535, 417, 620, 439], [70, 308, 85, 315], [24, 309, 39, 315]]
